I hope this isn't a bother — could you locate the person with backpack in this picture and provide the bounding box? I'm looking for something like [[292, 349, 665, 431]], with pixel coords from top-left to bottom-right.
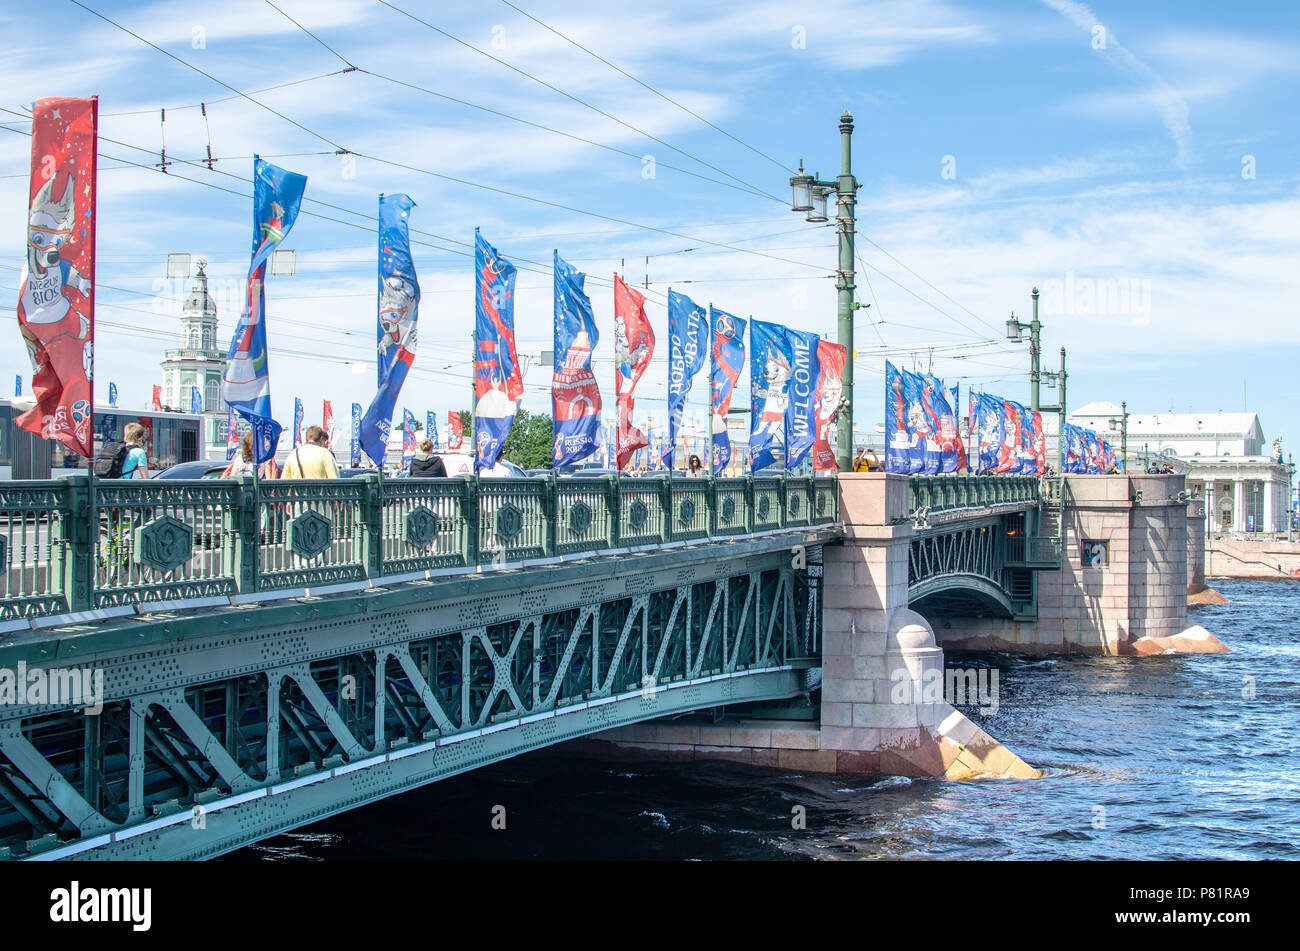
[[94, 422, 150, 479]]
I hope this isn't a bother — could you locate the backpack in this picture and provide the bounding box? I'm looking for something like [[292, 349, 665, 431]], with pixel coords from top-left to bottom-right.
[[93, 441, 130, 479]]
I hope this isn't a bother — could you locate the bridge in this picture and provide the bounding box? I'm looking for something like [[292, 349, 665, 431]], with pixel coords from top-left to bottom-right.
[[0, 471, 1057, 860]]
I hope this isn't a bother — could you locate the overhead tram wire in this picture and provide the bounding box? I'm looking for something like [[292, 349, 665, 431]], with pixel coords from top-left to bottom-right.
[[497, 0, 794, 175], [371, 0, 786, 203], [261, 0, 356, 69], [351, 68, 780, 203], [857, 232, 1004, 337], [99, 68, 356, 117], [64, 4, 836, 296]]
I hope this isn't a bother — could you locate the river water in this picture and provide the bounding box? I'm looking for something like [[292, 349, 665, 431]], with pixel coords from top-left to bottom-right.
[[235, 578, 1299, 860]]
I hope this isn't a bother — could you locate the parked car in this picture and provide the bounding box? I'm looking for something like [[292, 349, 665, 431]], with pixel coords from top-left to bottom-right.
[[155, 460, 229, 479], [431, 453, 527, 478]]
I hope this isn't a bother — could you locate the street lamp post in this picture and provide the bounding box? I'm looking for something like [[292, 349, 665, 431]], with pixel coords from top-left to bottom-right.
[[1007, 295, 1066, 473], [1107, 400, 1129, 472], [789, 111, 859, 472]]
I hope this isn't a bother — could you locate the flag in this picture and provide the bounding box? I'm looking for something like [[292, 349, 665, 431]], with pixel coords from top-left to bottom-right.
[[614, 272, 654, 469], [811, 340, 846, 472], [1032, 411, 1046, 474], [970, 392, 1004, 473], [710, 307, 746, 475], [350, 402, 362, 467], [474, 230, 521, 470], [13, 375, 19, 397], [108, 381, 117, 407], [151, 384, 162, 411], [223, 157, 306, 464], [402, 408, 415, 468], [449, 410, 464, 450], [552, 251, 602, 467], [749, 320, 793, 472], [360, 194, 420, 467], [666, 289, 709, 471], [916, 372, 960, 474], [784, 328, 820, 470], [949, 384, 968, 473], [1062, 422, 1085, 473], [995, 399, 1023, 473], [292, 396, 303, 448], [15, 96, 98, 458], [885, 361, 924, 474], [191, 386, 203, 415], [323, 400, 334, 447], [226, 405, 239, 460]]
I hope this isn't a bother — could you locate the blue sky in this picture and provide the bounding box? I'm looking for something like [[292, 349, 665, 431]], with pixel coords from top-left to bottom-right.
[[2, 0, 1298, 455]]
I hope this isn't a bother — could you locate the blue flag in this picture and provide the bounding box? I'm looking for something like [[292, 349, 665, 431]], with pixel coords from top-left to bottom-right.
[[970, 391, 1004, 473], [749, 319, 793, 473], [350, 402, 362, 467], [915, 372, 960, 474], [360, 194, 420, 467], [191, 386, 203, 415], [108, 381, 117, 407], [784, 328, 820, 469], [474, 230, 521, 471], [427, 411, 438, 450], [710, 307, 746, 475], [13, 375, 19, 397], [292, 397, 303, 447], [885, 361, 923, 474], [223, 157, 306, 464], [665, 289, 709, 471], [551, 252, 602, 467], [402, 409, 416, 468]]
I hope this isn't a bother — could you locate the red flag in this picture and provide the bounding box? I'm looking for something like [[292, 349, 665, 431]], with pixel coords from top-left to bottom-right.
[[613, 273, 654, 469], [322, 399, 334, 446], [152, 385, 162, 411], [448, 410, 464, 449], [996, 400, 1022, 473], [16, 97, 98, 457], [811, 341, 847, 472]]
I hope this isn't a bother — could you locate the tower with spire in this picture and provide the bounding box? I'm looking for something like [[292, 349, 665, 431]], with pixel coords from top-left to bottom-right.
[[160, 261, 228, 456]]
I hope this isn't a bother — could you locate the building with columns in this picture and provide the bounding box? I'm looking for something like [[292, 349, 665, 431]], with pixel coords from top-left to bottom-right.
[[1070, 402, 1294, 534], [160, 263, 229, 458]]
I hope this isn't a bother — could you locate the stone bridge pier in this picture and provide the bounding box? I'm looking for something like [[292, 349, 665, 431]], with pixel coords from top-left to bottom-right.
[[580, 473, 1038, 780]]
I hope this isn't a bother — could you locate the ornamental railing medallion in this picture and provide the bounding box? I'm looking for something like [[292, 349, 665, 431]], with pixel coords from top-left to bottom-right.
[[133, 515, 193, 574], [495, 503, 524, 542], [568, 500, 592, 536], [405, 506, 440, 550], [288, 510, 332, 560]]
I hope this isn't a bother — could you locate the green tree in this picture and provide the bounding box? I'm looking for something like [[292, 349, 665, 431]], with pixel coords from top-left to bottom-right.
[[502, 409, 555, 469]]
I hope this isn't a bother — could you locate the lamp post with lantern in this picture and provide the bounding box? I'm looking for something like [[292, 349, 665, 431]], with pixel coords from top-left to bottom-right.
[[1006, 291, 1067, 474], [789, 111, 859, 472]]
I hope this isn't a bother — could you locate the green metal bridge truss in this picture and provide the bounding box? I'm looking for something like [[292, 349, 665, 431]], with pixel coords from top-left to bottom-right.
[[0, 472, 837, 860], [906, 475, 1062, 620]]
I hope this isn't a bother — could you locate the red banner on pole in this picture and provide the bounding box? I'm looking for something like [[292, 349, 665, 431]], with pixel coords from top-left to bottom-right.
[[613, 273, 654, 470], [448, 410, 464, 449], [152, 385, 162, 411], [16, 97, 98, 457], [322, 399, 334, 447], [811, 341, 847, 472]]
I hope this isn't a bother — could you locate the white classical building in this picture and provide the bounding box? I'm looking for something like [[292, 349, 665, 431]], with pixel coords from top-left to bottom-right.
[[159, 264, 228, 458], [1070, 401, 1294, 534]]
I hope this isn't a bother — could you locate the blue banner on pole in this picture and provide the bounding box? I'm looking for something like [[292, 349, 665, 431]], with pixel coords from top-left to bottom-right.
[[709, 307, 745, 475], [474, 230, 521, 471], [665, 289, 709, 471], [427, 411, 438, 450], [551, 252, 602, 467], [223, 157, 306, 464], [293, 397, 303, 448], [748, 319, 793, 473], [360, 193, 420, 467], [13, 375, 19, 397], [191, 386, 203, 415], [783, 327, 820, 470], [350, 402, 362, 467], [402, 409, 415, 468], [108, 381, 117, 407]]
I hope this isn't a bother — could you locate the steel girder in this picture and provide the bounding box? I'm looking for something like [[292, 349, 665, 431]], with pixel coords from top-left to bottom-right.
[[0, 533, 828, 861], [907, 517, 1022, 618]]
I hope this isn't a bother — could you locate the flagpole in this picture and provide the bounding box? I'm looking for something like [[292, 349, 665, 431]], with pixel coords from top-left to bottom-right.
[[87, 97, 100, 599]]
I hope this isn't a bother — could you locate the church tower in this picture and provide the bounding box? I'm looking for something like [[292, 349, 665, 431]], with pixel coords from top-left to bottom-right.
[[160, 261, 228, 455]]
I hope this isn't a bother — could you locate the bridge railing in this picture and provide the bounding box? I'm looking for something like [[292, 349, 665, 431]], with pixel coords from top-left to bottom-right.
[[908, 474, 1040, 517], [0, 472, 839, 622]]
